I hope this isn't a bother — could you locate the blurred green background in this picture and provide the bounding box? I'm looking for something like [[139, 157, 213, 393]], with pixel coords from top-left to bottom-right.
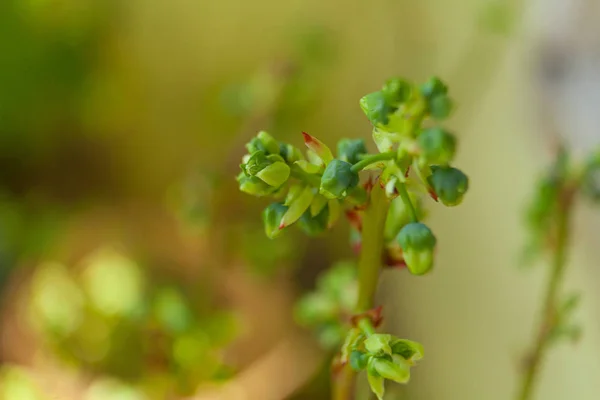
[[2, 0, 600, 399]]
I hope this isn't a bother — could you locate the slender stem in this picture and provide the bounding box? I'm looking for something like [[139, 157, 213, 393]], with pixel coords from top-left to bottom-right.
[[351, 152, 396, 173], [517, 188, 574, 400], [358, 318, 376, 337], [355, 184, 391, 312], [333, 183, 390, 400], [396, 181, 418, 222]]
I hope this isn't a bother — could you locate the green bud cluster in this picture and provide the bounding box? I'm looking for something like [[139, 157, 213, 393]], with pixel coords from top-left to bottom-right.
[[238, 129, 371, 238], [348, 332, 424, 400], [237, 77, 471, 397]]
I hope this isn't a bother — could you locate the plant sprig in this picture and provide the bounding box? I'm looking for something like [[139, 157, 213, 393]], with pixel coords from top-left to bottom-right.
[[518, 148, 600, 400], [237, 76, 470, 399]]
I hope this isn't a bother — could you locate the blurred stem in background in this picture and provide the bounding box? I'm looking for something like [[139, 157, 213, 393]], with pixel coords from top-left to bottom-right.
[[518, 181, 574, 400], [518, 147, 600, 399]]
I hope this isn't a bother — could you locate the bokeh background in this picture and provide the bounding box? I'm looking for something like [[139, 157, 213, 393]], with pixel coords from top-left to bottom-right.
[[1, 0, 600, 399]]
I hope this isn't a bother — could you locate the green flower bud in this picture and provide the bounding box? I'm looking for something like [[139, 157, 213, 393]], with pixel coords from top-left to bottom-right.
[[242, 151, 290, 188], [297, 205, 329, 236], [337, 138, 368, 164], [420, 77, 448, 99], [246, 131, 279, 154], [382, 78, 412, 105], [319, 160, 359, 199], [420, 77, 453, 120], [390, 338, 424, 363], [429, 94, 453, 120], [350, 350, 369, 371], [428, 166, 469, 206], [384, 193, 424, 241], [371, 356, 411, 384], [279, 142, 304, 164], [262, 203, 288, 239], [360, 91, 394, 126], [418, 127, 456, 165], [397, 222, 436, 275], [364, 333, 393, 356], [237, 174, 276, 197]]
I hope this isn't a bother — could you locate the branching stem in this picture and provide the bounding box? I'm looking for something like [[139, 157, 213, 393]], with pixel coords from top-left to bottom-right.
[[517, 187, 575, 400], [333, 183, 389, 400]]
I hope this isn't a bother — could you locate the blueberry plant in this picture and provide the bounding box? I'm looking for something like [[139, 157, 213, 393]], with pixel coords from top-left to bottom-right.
[[237, 77, 469, 399], [518, 148, 600, 400]]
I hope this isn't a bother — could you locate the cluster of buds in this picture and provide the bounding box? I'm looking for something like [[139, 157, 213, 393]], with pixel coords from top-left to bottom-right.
[[237, 129, 369, 239], [237, 77, 469, 273], [347, 333, 424, 400], [358, 77, 469, 275], [237, 76, 470, 397]]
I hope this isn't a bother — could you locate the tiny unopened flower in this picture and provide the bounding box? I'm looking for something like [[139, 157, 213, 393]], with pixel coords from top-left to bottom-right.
[[279, 142, 304, 164], [360, 91, 394, 126], [418, 127, 456, 166], [397, 222, 436, 275], [237, 174, 276, 197], [427, 166, 469, 206], [420, 77, 453, 120], [337, 138, 368, 164], [349, 350, 369, 371], [320, 160, 360, 199], [241, 151, 290, 188], [390, 338, 424, 363], [382, 78, 412, 105], [246, 130, 280, 154], [364, 333, 393, 356]]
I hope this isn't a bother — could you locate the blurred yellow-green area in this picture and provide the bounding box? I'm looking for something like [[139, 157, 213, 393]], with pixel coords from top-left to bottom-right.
[[2, 0, 600, 399]]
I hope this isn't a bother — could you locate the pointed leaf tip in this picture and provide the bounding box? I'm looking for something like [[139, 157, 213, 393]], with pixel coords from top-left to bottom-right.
[[301, 132, 334, 164]]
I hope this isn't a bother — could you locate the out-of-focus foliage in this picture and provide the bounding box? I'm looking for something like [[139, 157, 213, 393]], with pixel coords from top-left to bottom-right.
[[27, 248, 238, 398]]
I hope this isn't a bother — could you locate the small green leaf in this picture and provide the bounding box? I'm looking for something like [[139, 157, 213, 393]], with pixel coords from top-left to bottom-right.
[[302, 132, 334, 164], [280, 186, 315, 228], [310, 195, 328, 217], [262, 203, 289, 239], [372, 356, 411, 384], [294, 160, 322, 175], [256, 162, 290, 187], [367, 368, 386, 400]]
